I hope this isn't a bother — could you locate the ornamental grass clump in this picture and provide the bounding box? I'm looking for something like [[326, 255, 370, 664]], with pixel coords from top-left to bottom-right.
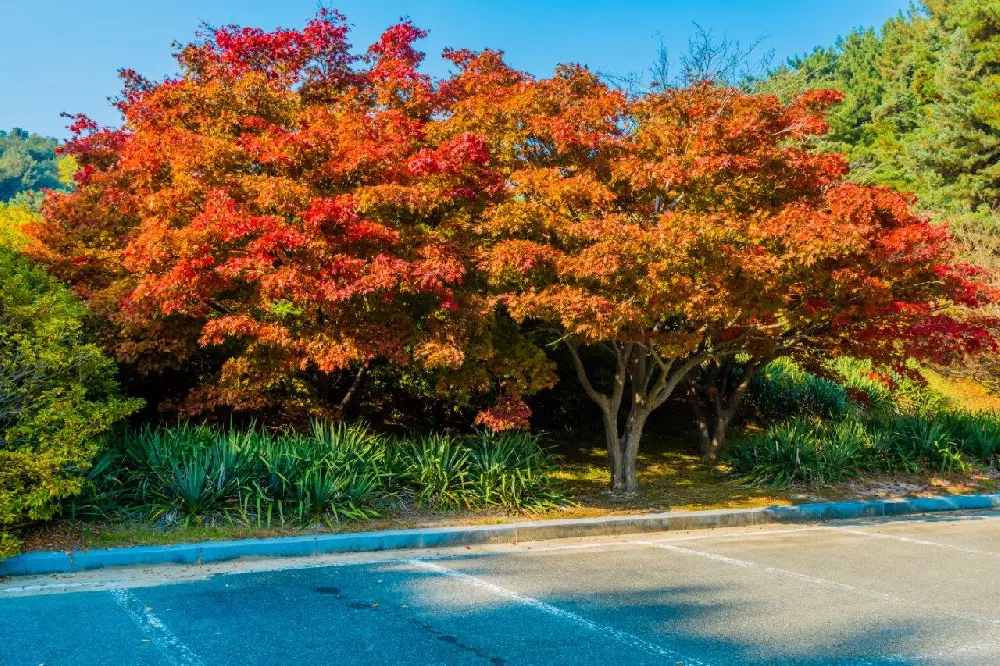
[[749, 360, 849, 421], [73, 421, 566, 526], [729, 407, 1000, 487]]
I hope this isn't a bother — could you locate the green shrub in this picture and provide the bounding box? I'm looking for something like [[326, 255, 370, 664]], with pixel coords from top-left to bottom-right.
[[295, 421, 389, 520], [0, 245, 140, 555], [941, 410, 1000, 463], [830, 358, 946, 414], [729, 417, 826, 486], [730, 415, 883, 487], [74, 421, 566, 527], [881, 414, 966, 473], [393, 430, 562, 511], [729, 407, 1000, 487], [749, 359, 849, 420], [398, 432, 472, 509], [468, 431, 563, 510], [731, 354, 998, 488], [87, 421, 393, 525], [820, 419, 870, 481]]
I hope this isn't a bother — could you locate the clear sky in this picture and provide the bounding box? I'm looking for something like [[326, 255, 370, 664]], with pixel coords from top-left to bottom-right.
[[2, 0, 911, 138]]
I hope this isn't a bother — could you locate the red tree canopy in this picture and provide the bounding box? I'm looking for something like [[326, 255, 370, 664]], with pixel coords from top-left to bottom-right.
[[28, 12, 553, 418], [25, 12, 995, 445], [441, 51, 996, 488], [444, 61, 996, 373]]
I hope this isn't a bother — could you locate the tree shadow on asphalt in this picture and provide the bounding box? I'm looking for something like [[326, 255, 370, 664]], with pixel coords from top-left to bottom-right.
[[2, 549, 990, 665], [391, 559, 973, 665]]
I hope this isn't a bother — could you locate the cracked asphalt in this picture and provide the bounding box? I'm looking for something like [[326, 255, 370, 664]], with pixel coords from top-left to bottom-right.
[[4, 510, 1000, 665]]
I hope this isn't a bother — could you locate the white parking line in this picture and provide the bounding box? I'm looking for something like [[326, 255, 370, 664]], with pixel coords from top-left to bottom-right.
[[0, 579, 134, 595], [110, 588, 204, 666], [635, 541, 1000, 627], [824, 526, 1000, 557], [406, 558, 712, 666], [637, 540, 900, 603], [527, 526, 826, 553]]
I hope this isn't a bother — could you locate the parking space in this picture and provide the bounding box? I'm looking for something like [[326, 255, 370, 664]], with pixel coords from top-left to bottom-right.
[[4, 511, 1000, 665]]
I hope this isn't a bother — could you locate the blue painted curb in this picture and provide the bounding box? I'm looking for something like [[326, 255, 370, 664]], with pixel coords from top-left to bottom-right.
[[3, 493, 998, 577]]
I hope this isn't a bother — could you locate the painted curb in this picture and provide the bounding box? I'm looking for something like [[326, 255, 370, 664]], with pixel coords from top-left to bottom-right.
[[3, 493, 998, 577]]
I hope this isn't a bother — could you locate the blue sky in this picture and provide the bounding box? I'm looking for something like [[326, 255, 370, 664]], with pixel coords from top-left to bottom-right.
[[2, 1, 911, 138]]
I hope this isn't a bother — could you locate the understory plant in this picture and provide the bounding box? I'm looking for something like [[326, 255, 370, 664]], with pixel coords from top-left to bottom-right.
[[70, 422, 565, 527], [731, 360, 1000, 486]]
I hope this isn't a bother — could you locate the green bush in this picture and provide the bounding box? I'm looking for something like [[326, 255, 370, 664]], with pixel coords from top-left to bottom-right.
[[940, 410, 1000, 463], [731, 355, 998, 488], [729, 409, 1000, 487], [74, 421, 566, 527], [0, 245, 140, 556], [397, 433, 472, 509], [468, 431, 563, 510], [749, 359, 849, 420], [394, 430, 562, 511], [830, 358, 946, 414], [81, 421, 393, 525]]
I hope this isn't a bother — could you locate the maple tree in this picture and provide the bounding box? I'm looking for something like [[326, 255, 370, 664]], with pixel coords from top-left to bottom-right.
[[23, 11, 996, 494], [445, 51, 996, 491], [27, 12, 552, 420], [681, 181, 997, 461]]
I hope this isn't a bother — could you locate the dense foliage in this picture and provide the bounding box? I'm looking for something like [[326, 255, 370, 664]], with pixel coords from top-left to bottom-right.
[[0, 205, 139, 557], [759, 0, 1000, 392], [22, 10, 996, 499], [732, 359, 1000, 486], [443, 53, 995, 489], [0, 128, 73, 208], [761, 0, 1000, 215], [26, 12, 552, 424], [71, 422, 564, 524]]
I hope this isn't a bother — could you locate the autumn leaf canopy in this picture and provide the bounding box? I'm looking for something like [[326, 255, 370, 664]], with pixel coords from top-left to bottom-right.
[[27, 11, 997, 425]]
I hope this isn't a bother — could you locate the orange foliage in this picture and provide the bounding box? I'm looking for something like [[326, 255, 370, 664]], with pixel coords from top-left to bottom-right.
[[26, 11, 995, 445], [28, 12, 551, 418]]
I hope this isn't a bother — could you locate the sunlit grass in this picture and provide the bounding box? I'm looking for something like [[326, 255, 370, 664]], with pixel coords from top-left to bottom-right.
[[923, 368, 1000, 413]]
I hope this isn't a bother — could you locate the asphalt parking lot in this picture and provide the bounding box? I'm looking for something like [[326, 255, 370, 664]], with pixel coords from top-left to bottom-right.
[[3, 511, 1000, 665]]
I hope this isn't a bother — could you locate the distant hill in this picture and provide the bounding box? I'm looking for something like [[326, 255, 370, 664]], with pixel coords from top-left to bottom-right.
[[0, 128, 73, 208]]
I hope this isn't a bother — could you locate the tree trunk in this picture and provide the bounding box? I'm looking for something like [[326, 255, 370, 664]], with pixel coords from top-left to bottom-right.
[[687, 356, 770, 462], [616, 408, 649, 493], [308, 363, 368, 419], [566, 341, 709, 497], [336, 362, 368, 415], [603, 411, 626, 493], [691, 409, 731, 462]]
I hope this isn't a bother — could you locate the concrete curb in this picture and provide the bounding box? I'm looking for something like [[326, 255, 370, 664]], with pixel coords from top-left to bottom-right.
[[3, 493, 999, 577]]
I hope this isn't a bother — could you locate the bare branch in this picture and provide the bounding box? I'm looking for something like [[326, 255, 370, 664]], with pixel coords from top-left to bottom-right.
[[680, 23, 775, 89]]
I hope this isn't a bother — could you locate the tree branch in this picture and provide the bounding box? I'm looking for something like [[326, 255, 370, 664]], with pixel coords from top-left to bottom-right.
[[337, 362, 369, 413], [649, 351, 715, 411], [565, 341, 610, 412]]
